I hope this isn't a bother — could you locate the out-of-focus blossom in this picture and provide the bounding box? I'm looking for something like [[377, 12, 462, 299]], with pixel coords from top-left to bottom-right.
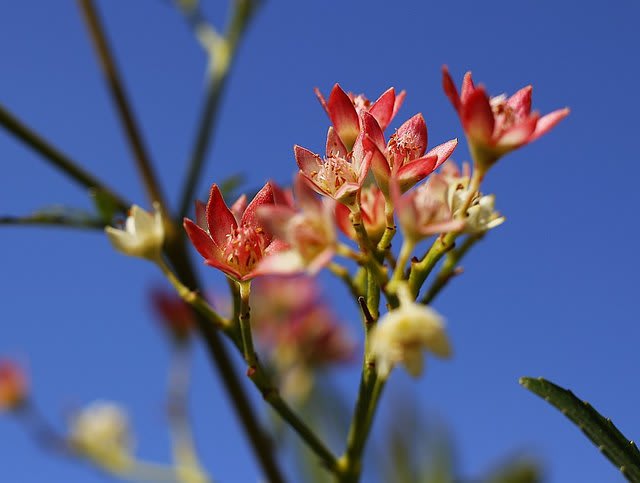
[[184, 182, 288, 281], [442, 66, 569, 170], [251, 275, 355, 401], [105, 203, 164, 260], [295, 127, 372, 208], [335, 184, 387, 246], [440, 162, 505, 233], [393, 175, 464, 242], [371, 286, 451, 379], [70, 401, 132, 471], [150, 288, 195, 343], [257, 174, 336, 274], [315, 84, 406, 150], [0, 360, 27, 411], [364, 111, 457, 195]]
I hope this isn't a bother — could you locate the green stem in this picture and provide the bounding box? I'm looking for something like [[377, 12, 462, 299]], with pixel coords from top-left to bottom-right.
[[376, 196, 396, 254], [77, 0, 168, 215], [238, 281, 258, 369], [177, 0, 259, 219], [0, 104, 130, 212], [0, 214, 104, 230], [328, 262, 363, 300], [421, 234, 483, 305], [391, 239, 415, 282]]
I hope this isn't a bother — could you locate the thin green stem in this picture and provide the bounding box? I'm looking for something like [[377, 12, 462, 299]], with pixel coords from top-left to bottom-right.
[[77, 0, 168, 215], [0, 214, 104, 230], [0, 104, 130, 212], [391, 239, 415, 282], [328, 262, 363, 300], [376, 196, 396, 254], [177, 0, 259, 219], [238, 281, 258, 369], [421, 234, 483, 305]]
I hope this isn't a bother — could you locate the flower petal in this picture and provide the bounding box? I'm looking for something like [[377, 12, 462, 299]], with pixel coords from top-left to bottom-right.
[[325, 126, 348, 158], [461, 88, 495, 145], [368, 87, 396, 130], [293, 172, 322, 214], [230, 195, 247, 223], [242, 182, 275, 229], [205, 184, 237, 247], [425, 138, 458, 168], [442, 65, 461, 112], [294, 145, 323, 177], [497, 113, 539, 148], [327, 84, 360, 149], [507, 85, 533, 117], [396, 113, 428, 158], [361, 111, 386, 151], [529, 107, 570, 142], [314, 87, 329, 115], [460, 71, 475, 104], [183, 218, 220, 260], [396, 155, 439, 192]]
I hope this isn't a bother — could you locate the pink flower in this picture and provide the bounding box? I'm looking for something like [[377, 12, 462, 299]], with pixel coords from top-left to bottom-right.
[[393, 175, 464, 242], [335, 184, 387, 246], [363, 111, 458, 195], [442, 66, 569, 168], [315, 84, 405, 150], [0, 360, 27, 411], [295, 127, 372, 208], [183, 182, 288, 281], [257, 174, 336, 274]]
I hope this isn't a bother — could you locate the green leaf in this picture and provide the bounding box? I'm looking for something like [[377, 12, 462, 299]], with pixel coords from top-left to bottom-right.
[[485, 459, 541, 483], [90, 188, 121, 224], [520, 377, 640, 482], [1, 206, 104, 229]]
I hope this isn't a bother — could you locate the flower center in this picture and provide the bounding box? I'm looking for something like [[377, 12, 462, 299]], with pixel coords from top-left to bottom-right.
[[310, 156, 358, 196], [388, 131, 421, 168], [490, 95, 520, 133], [223, 225, 268, 273]]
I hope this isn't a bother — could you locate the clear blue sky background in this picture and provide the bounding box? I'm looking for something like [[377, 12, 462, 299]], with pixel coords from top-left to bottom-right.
[[1, 1, 639, 482]]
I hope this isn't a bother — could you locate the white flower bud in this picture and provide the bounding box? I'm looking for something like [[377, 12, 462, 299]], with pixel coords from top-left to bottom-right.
[[105, 203, 164, 260], [70, 401, 132, 470], [371, 287, 451, 379]]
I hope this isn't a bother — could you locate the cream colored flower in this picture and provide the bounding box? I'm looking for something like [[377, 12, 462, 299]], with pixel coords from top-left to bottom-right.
[[105, 203, 164, 260], [70, 401, 132, 471], [371, 286, 451, 379]]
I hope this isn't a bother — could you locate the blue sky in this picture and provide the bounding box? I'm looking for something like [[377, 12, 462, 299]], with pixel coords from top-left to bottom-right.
[[1, 1, 639, 482]]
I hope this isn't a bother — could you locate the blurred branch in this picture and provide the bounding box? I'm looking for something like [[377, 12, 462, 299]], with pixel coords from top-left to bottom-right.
[[177, 0, 260, 219], [77, 0, 168, 214], [0, 213, 103, 230], [0, 104, 130, 212], [420, 233, 484, 305]]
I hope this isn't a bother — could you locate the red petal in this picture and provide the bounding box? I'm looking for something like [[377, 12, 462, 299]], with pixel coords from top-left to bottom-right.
[[498, 113, 539, 148], [365, 135, 391, 192], [184, 218, 219, 260], [530, 108, 570, 142], [393, 90, 406, 121], [396, 113, 428, 157], [369, 87, 395, 130], [314, 87, 329, 115], [361, 111, 386, 151], [334, 203, 356, 240], [242, 182, 275, 228], [460, 72, 475, 104], [507, 85, 533, 117], [294, 172, 322, 213], [204, 256, 242, 281], [326, 126, 348, 158], [205, 185, 237, 247], [327, 84, 360, 149], [461, 88, 495, 145], [230, 195, 247, 223], [294, 145, 322, 177], [442, 65, 461, 112], [425, 138, 458, 168], [396, 155, 439, 192]]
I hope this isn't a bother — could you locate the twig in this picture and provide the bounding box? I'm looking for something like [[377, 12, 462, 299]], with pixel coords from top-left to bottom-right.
[[77, 0, 168, 213]]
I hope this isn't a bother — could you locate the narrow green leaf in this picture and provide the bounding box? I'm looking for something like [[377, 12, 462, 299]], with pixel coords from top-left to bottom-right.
[[520, 377, 640, 482], [90, 188, 120, 223]]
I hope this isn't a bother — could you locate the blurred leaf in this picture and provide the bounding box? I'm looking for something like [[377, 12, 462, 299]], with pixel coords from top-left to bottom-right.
[[219, 173, 246, 199], [520, 377, 640, 482], [90, 188, 121, 224], [1, 206, 103, 229]]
